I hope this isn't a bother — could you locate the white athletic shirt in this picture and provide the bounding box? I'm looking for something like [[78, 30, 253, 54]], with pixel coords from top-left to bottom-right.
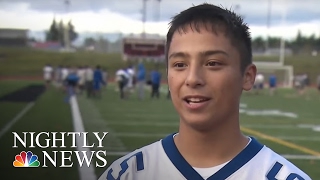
[[77, 69, 86, 85], [255, 74, 265, 84], [61, 68, 69, 80], [126, 68, 135, 88], [193, 137, 251, 178], [43, 66, 53, 80], [85, 68, 94, 81], [115, 69, 129, 83], [98, 133, 311, 180]]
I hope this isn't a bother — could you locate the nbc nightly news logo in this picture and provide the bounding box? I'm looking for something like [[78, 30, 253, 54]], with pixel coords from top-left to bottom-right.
[[12, 132, 109, 168]]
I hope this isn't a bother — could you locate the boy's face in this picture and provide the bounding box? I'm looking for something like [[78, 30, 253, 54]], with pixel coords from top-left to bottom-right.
[[167, 25, 256, 130]]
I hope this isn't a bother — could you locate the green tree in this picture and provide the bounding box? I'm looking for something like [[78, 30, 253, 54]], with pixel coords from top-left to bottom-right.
[[58, 20, 65, 46], [84, 37, 96, 47], [45, 18, 59, 41], [67, 20, 78, 42], [46, 19, 78, 46], [252, 36, 265, 51], [268, 37, 281, 48]]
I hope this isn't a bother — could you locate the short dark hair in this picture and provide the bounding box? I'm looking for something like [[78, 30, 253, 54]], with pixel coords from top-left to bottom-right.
[[166, 3, 252, 73]]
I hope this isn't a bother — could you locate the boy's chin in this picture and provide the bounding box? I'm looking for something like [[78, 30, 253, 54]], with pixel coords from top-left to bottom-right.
[[181, 117, 219, 132]]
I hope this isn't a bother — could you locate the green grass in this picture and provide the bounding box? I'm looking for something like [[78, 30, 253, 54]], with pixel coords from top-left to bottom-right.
[[1, 80, 320, 179], [0, 80, 36, 96], [78, 84, 320, 179], [0, 81, 39, 132], [0, 81, 79, 180]]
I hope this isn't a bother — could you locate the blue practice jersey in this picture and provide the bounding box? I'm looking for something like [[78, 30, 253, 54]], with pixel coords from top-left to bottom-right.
[[99, 134, 311, 180]]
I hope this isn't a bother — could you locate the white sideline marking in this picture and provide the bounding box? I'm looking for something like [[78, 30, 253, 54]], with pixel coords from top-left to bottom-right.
[[0, 102, 34, 139], [70, 96, 96, 180], [106, 151, 320, 160]]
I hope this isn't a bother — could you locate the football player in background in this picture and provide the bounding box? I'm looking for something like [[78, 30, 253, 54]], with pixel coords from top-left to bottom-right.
[[126, 65, 135, 94], [84, 65, 94, 98], [99, 3, 311, 180], [268, 73, 277, 96], [115, 66, 130, 99], [93, 65, 105, 98], [253, 73, 264, 95], [43, 64, 53, 89], [77, 66, 86, 94]]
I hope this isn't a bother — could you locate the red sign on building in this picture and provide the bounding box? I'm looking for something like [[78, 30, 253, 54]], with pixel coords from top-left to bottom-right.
[[122, 37, 166, 61]]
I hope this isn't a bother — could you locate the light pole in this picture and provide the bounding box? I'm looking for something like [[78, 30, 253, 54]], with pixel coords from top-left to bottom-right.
[[63, 0, 70, 51], [141, 0, 148, 38], [154, 0, 161, 22], [265, 0, 272, 53], [279, 0, 287, 66]]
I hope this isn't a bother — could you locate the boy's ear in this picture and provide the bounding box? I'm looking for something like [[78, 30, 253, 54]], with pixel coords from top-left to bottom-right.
[[242, 64, 257, 91]]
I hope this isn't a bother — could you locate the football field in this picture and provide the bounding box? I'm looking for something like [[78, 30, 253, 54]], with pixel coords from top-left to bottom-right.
[[0, 80, 319, 179]]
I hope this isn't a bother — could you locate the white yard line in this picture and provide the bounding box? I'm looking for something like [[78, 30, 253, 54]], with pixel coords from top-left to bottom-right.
[[243, 124, 297, 129], [274, 136, 320, 141], [70, 96, 96, 180], [0, 102, 34, 139], [282, 154, 320, 160]]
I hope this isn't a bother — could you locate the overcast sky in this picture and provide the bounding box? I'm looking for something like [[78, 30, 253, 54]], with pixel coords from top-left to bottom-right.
[[0, 0, 320, 39]]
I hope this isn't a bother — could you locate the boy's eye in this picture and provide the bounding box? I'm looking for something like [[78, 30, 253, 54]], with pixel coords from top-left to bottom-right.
[[206, 61, 221, 66], [174, 63, 186, 68]]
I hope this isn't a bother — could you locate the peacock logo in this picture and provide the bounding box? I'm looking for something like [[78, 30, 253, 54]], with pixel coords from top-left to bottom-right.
[[13, 151, 40, 167]]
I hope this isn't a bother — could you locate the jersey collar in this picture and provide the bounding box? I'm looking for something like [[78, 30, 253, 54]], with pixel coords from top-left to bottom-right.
[[161, 133, 264, 180]]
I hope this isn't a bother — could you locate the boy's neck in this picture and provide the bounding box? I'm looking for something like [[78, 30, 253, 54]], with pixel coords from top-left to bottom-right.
[[173, 118, 249, 168]]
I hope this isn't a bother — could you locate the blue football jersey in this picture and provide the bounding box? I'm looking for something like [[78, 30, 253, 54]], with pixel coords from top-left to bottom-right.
[[99, 134, 311, 180]]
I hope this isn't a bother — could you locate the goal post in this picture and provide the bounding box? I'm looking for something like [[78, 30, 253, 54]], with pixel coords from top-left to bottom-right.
[[254, 62, 294, 88]]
